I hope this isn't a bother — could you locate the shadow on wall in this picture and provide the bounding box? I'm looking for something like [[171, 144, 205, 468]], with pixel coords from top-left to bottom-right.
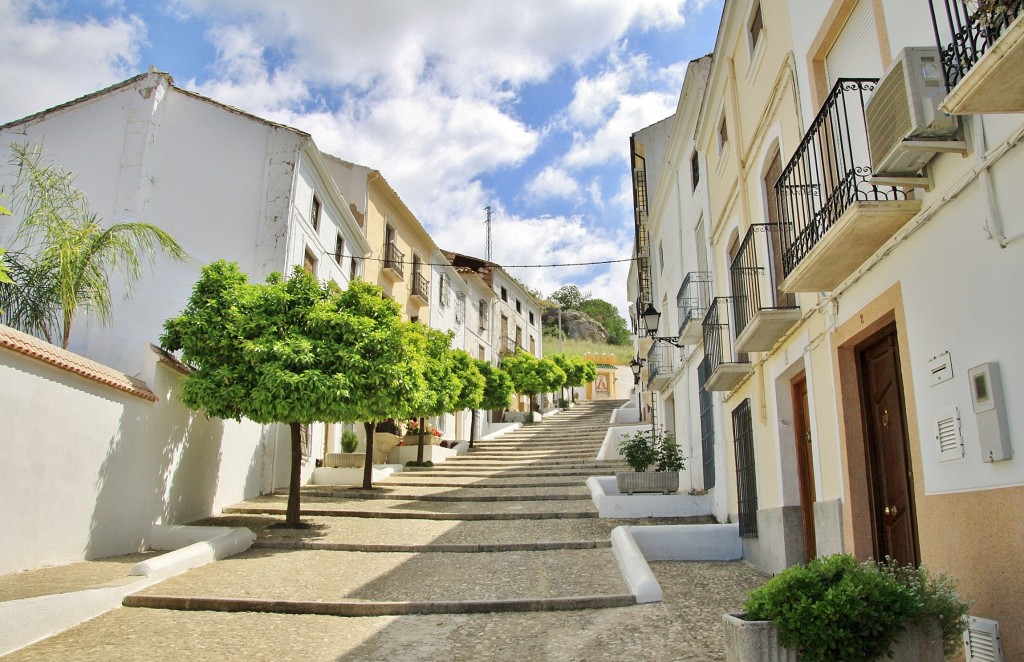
[[85, 361, 225, 559]]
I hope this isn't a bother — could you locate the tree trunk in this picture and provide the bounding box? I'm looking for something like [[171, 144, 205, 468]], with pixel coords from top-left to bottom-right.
[[416, 416, 426, 464], [469, 409, 477, 448], [362, 421, 375, 489], [287, 422, 303, 526]]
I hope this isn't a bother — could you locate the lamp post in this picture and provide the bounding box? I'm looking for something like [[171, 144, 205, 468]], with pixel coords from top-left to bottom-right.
[[629, 354, 644, 418]]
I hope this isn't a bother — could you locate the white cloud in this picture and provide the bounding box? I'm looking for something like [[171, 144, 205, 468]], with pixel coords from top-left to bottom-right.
[[0, 1, 143, 123], [524, 167, 582, 205]]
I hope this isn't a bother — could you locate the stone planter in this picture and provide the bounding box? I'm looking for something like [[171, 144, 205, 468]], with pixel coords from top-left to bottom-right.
[[614, 471, 679, 495], [323, 452, 364, 468], [723, 613, 943, 662]]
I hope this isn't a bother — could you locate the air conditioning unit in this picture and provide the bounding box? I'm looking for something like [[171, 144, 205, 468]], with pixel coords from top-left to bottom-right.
[[865, 47, 959, 176]]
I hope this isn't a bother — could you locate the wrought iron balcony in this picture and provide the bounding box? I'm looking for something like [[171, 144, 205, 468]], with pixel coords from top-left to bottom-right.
[[411, 271, 430, 306], [677, 271, 712, 345], [730, 224, 800, 353], [775, 79, 920, 293], [499, 335, 520, 355], [930, 0, 1024, 113], [646, 342, 674, 390], [382, 240, 405, 280], [701, 297, 751, 392]]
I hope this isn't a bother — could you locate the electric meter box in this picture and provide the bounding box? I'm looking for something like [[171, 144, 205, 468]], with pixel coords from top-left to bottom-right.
[[968, 362, 1012, 462]]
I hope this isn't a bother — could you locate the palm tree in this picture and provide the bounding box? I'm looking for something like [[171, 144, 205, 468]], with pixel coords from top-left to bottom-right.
[[0, 143, 187, 348]]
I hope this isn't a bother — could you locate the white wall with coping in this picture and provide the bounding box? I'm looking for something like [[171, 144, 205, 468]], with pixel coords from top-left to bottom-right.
[[0, 345, 271, 575], [597, 424, 649, 460], [0, 524, 253, 657], [588, 476, 712, 518], [610, 523, 742, 604]]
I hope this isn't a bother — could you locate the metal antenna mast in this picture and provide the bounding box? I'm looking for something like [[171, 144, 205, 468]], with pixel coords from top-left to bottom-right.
[[484, 205, 493, 261]]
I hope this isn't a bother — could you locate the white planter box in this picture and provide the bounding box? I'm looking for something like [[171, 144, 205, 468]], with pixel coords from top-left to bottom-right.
[[615, 471, 679, 495]]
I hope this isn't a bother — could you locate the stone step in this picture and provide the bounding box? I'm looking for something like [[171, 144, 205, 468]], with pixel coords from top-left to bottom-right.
[[396, 468, 619, 478], [223, 495, 598, 520], [124, 547, 633, 616], [297, 485, 591, 502]]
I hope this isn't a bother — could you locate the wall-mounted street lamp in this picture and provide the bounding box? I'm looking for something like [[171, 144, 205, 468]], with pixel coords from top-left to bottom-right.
[[640, 303, 684, 348], [629, 355, 643, 384]]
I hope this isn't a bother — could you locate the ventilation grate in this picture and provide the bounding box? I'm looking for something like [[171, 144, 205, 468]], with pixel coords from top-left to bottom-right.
[[935, 406, 964, 463], [963, 616, 1004, 662]]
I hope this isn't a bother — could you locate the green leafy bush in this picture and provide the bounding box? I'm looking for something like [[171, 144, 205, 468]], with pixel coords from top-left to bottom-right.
[[743, 554, 970, 662], [340, 430, 359, 453], [617, 428, 684, 472]]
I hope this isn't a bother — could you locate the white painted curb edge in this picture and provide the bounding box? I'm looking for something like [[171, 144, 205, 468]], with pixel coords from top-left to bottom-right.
[[0, 525, 254, 656], [610, 526, 663, 604]]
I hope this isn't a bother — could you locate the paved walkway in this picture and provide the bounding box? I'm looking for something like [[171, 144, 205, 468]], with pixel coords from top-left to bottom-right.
[[2, 400, 766, 660]]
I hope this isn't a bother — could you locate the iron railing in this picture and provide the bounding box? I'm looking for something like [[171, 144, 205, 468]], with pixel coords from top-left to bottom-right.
[[775, 78, 909, 278], [646, 343, 672, 388], [500, 335, 519, 355], [383, 240, 405, 278], [634, 166, 653, 306], [698, 356, 716, 490], [677, 271, 712, 336], [412, 271, 430, 301], [730, 224, 797, 338], [732, 398, 759, 538], [702, 297, 748, 380], [930, 0, 1024, 89]]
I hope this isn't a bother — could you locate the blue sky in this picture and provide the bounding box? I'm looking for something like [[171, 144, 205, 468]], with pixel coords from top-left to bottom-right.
[[0, 0, 722, 311]]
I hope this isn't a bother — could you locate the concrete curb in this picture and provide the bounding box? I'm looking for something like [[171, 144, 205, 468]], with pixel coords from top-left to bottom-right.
[[123, 593, 637, 616], [0, 525, 254, 657], [609, 523, 744, 606], [610, 527, 663, 604]]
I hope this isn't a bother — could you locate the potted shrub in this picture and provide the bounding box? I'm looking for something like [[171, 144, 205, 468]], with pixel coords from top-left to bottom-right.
[[724, 554, 970, 662], [615, 428, 685, 495], [340, 429, 359, 453]]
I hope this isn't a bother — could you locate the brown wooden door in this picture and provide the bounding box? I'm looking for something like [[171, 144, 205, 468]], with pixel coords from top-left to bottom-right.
[[792, 374, 817, 562], [858, 327, 919, 565]]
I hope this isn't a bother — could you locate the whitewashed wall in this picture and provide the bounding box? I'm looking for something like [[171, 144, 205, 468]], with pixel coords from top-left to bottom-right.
[[0, 345, 278, 575]]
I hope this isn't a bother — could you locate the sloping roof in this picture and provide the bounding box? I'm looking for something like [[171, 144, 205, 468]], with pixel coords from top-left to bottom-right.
[[0, 324, 157, 401], [1, 71, 310, 139]]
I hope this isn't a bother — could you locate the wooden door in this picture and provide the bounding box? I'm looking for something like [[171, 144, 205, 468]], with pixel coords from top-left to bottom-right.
[[792, 374, 817, 562], [858, 327, 919, 565]]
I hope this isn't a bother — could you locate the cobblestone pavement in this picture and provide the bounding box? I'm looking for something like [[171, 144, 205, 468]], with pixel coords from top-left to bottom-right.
[[3, 400, 767, 660], [3, 562, 766, 661], [0, 553, 158, 602]]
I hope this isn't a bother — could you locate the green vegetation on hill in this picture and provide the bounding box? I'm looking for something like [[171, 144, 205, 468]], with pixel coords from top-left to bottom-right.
[[543, 335, 632, 364], [544, 285, 631, 346]]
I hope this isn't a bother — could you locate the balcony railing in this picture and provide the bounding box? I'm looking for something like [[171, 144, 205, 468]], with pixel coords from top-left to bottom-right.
[[730, 224, 800, 353], [411, 271, 430, 304], [677, 271, 711, 344], [382, 241, 405, 279], [930, 0, 1023, 89], [775, 78, 910, 287], [702, 297, 751, 392], [500, 335, 520, 355], [646, 343, 673, 389]]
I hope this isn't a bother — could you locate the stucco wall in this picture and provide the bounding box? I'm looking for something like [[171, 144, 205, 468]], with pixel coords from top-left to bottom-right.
[[0, 345, 270, 575]]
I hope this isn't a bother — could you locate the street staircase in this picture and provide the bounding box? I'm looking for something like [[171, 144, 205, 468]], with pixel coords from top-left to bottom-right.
[[123, 399, 703, 617]]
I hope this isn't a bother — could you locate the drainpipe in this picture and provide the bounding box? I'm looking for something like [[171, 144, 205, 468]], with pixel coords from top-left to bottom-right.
[[974, 114, 1007, 246]]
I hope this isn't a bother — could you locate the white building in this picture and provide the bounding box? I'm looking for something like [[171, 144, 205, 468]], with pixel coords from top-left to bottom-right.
[[0, 70, 370, 376]]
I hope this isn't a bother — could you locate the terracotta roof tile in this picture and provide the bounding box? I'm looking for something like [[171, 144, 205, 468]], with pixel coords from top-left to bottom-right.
[[0, 325, 157, 402]]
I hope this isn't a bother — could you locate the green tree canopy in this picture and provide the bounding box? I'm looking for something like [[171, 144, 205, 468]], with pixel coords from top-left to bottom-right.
[[477, 359, 514, 411], [2, 143, 186, 348], [163, 262, 350, 524], [578, 299, 632, 345], [549, 284, 589, 310], [451, 350, 485, 412], [502, 350, 566, 402], [404, 324, 461, 461]]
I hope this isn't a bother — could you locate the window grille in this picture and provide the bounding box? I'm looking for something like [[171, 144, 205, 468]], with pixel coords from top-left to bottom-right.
[[732, 398, 758, 537], [455, 292, 466, 323]]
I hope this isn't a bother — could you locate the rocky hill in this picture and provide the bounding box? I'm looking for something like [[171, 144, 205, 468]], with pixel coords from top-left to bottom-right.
[[540, 304, 609, 343]]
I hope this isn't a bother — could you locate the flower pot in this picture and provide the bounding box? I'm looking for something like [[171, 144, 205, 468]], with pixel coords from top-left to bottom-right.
[[615, 471, 679, 495], [722, 613, 944, 662]]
